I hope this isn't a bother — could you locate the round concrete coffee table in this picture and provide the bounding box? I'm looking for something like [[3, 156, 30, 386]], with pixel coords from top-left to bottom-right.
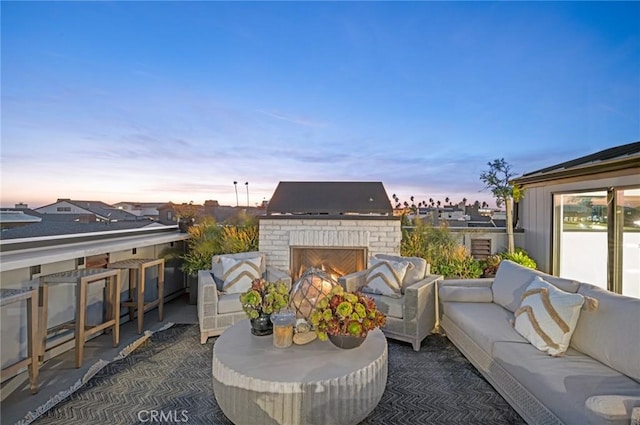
[[212, 320, 388, 425]]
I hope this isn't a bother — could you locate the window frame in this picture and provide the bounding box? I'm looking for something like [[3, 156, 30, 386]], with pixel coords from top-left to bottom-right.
[[552, 184, 640, 295]]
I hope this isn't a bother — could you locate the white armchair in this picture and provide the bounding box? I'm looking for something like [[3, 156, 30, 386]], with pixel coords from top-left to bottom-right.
[[197, 251, 291, 343], [338, 254, 442, 351]]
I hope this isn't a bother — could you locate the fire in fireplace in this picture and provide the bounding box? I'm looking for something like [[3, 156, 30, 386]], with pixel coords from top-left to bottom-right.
[[290, 247, 366, 281]]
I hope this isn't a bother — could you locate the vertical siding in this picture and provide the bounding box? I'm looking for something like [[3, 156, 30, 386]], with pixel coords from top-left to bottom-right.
[[520, 173, 640, 275]]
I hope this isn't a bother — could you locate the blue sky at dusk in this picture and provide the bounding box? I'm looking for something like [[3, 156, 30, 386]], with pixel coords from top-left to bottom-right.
[[2, 1, 638, 209]]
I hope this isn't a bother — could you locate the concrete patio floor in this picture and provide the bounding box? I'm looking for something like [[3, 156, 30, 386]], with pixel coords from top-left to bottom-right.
[[1, 293, 198, 425]]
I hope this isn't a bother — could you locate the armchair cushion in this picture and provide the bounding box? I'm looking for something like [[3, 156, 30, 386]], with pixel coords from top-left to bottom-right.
[[219, 255, 262, 294], [211, 251, 265, 293], [372, 254, 428, 287], [366, 292, 404, 319], [218, 292, 243, 314], [362, 257, 410, 298]]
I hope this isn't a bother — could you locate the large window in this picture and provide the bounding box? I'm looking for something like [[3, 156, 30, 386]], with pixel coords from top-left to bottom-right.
[[553, 187, 640, 298]]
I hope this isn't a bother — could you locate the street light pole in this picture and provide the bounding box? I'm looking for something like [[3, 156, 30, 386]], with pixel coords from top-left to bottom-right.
[[233, 181, 239, 207], [245, 182, 249, 207]]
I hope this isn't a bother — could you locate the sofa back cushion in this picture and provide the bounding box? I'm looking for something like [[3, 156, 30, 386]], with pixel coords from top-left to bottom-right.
[[571, 283, 640, 382], [372, 254, 429, 286], [492, 260, 580, 313]]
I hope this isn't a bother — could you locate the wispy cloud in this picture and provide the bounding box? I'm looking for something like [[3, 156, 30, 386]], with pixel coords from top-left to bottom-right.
[[257, 110, 327, 128]]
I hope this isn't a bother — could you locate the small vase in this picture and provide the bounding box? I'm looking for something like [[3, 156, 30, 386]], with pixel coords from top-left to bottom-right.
[[328, 334, 366, 349], [250, 313, 273, 336]]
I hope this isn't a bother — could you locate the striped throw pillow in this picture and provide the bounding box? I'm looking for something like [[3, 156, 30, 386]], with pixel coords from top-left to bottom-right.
[[362, 258, 409, 298], [514, 276, 585, 356], [220, 256, 262, 294]]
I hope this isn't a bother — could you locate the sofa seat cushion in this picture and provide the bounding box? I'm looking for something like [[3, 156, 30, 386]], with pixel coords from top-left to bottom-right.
[[492, 260, 580, 313], [441, 302, 528, 355], [366, 293, 404, 319], [218, 292, 243, 314], [493, 341, 640, 425]]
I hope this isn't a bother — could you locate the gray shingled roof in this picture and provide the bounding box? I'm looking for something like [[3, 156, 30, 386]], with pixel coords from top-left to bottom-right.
[[36, 200, 139, 221], [66, 200, 138, 221], [0, 220, 159, 240], [266, 181, 393, 215], [513, 141, 640, 185]]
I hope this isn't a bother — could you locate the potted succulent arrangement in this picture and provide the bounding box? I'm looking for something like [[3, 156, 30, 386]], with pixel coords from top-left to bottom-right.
[[309, 286, 386, 349], [239, 278, 290, 336], [480, 254, 502, 278]]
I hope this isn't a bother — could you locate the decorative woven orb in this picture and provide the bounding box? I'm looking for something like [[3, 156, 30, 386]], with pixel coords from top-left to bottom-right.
[[289, 268, 339, 320]]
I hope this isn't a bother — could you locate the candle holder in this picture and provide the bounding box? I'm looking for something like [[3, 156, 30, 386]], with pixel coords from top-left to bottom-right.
[[271, 310, 296, 348]]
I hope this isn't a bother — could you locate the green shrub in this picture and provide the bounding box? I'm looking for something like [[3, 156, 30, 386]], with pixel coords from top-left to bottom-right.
[[500, 248, 537, 269], [178, 216, 259, 275], [479, 254, 502, 276], [436, 245, 483, 279], [401, 219, 482, 279]]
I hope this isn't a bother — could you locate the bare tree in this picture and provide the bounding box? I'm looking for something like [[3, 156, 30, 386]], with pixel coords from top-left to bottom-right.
[[480, 158, 524, 253]]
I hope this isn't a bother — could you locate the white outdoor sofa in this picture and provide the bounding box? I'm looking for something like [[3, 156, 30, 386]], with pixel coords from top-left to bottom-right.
[[439, 260, 640, 425]]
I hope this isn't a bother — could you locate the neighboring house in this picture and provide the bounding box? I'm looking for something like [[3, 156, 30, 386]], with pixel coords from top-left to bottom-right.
[[113, 202, 165, 220], [157, 202, 204, 225], [35, 199, 139, 222], [0, 208, 42, 230], [512, 141, 640, 299], [0, 199, 163, 239], [158, 200, 264, 225], [0, 220, 163, 239], [204, 200, 264, 223]]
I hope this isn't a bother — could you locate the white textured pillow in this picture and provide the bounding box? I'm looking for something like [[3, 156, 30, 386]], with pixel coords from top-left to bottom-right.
[[514, 276, 585, 356], [220, 255, 262, 294], [362, 258, 409, 298]]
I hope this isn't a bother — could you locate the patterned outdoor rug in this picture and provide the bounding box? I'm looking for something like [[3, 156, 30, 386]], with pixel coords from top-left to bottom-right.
[[25, 324, 524, 425]]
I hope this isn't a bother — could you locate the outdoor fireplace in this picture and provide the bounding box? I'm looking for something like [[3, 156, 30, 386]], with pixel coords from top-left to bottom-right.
[[290, 247, 366, 281], [258, 182, 402, 279]]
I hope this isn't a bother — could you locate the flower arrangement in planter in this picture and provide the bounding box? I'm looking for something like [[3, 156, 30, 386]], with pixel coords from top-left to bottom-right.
[[240, 278, 290, 319], [309, 286, 386, 347]]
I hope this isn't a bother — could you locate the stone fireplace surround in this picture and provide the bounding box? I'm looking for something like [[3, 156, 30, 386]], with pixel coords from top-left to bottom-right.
[[258, 216, 402, 280]]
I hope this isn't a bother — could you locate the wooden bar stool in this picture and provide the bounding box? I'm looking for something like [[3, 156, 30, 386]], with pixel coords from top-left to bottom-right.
[[108, 258, 165, 334], [0, 287, 39, 394], [39, 269, 121, 368]]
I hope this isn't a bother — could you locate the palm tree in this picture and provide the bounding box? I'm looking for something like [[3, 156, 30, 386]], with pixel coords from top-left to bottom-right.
[[445, 197, 450, 205]]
